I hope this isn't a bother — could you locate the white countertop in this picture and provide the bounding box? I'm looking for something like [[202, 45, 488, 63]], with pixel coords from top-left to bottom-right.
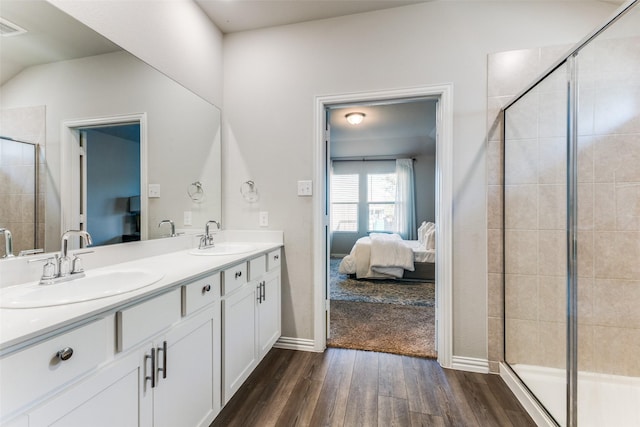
[[0, 242, 282, 354]]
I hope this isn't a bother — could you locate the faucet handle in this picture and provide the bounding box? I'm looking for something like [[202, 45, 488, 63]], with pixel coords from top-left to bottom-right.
[[70, 250, 93, 274], [27, 256, 58, 282]]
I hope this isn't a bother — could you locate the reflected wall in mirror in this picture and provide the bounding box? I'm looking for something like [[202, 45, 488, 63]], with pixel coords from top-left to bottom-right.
[[0, 0, 222, 255]]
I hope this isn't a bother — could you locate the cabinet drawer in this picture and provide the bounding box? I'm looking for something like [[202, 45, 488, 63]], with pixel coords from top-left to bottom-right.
[[222, 262, 247, 295], [182, 272, 220, 316], [267, 249, 281, 271], [116, 288, 181, 352], [248, 255, 266, 281], [0, 318, 108, 419]]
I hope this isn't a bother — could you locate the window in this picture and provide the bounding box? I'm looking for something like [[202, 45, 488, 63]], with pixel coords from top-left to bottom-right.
[[367, 173, 396, 232], [331, 174, 358, 232]]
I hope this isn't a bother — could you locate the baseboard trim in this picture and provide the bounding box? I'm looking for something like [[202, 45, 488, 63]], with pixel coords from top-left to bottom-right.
[[451, 356, 490, 373], [274, 337, 319, 352], [500, 362, 556, 427]]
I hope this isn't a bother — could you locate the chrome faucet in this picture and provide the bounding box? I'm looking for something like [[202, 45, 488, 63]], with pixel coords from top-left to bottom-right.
[[158, 219, 177, 237], [31, 230, 93, 285], [199, 220, 220, 249], [0, 228, 14, 258]]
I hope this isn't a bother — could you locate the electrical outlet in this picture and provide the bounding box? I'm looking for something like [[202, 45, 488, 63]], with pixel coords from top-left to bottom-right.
[[259, 211, 269, 227], [297, 180, 312, 196], [184, 211, 192, 226], [148, 184, 161, 198]]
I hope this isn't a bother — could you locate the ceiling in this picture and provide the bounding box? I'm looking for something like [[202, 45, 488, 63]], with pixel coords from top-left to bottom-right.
[[0, 0, 120, 85], [329, 99, 438, 159], [195, 0, 430, 34], [195, 0, 626, 34]]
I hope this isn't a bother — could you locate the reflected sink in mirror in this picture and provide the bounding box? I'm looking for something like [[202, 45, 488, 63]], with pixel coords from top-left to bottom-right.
[[189, 243, 256, 256], [0, 269, 164, 309]]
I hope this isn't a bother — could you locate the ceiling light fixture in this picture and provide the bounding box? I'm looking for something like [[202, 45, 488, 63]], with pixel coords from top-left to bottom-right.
[[345, 112, 365, 125]]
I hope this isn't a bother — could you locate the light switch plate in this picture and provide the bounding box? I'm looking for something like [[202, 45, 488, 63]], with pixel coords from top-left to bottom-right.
[[297, 180, 312, 196], [148, 184, 161, 198], [259, 211, 269, 227]]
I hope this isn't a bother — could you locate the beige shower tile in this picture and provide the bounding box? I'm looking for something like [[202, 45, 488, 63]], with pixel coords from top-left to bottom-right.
[[487, 97, 508, 143], [578, 231, 594, 279], [0, 194, 9, 224], [505, 318, 540, 366], [505, 230, 537, 275], [594, 184, 616, 231], [538, 137, 566, 185], [577, 136, 595, 183], [593, 279, 630, 328], [488, 228, 504, 274], [488, 48, 541, 97], [505, 274, 538, 321], [578, 324, 595, 372], [539, 321, 566, 369], [578, 184, 594, 231], [538, 230, 567, 277], [489, 361, 500, 374], [577, 86, 596, 137], [487, 139, 504, 186], [578, 277, 595, 326], [21, 195, 35, 224], [594, 232, 640, 280], [505, 139, 538, 185], [488, 316, 504, 363], [488, 273, 504, 318], [538, 275, 566, 322], [594, 85, 640, 135], [505, 185, 537, 230], [538, 184, 565, 230], [594, 134, 640, 183], [593, 326, 640, 376], [616, 183, 640, 231], [505, 95, 539, 141], [7, 195, 21, 222], [487, 185, 503, 230], [539, 89, 568, 139]]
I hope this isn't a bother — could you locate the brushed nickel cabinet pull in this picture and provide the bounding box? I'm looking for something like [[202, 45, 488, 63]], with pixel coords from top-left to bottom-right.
[[235, 271, 242, 279], [257, 283, 262, 303], [157, 341, 167, 380], [261, 281, 266, 302], [274, 255, 279, 261], [202, 284, 211, 294], [57, 347, 74, 361]]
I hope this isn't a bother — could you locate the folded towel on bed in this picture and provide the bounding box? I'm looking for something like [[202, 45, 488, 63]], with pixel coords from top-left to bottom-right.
[[369, 233, 415, 278]]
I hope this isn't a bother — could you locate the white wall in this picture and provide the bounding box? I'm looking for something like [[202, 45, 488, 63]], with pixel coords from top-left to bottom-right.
[[48, 0, 223, 109], [222, 1, 616, 359]]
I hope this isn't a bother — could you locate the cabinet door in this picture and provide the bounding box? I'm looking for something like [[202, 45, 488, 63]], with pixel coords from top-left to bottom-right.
[[28, 353, 141, 427], [222, 284, 257, 404], [153, 308, 217, 427], [257, 270, 281, 360]]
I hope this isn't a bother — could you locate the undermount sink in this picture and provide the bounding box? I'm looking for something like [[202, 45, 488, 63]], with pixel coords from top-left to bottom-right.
[[189, 243, 256, 256], [0, 269, 164, 309]]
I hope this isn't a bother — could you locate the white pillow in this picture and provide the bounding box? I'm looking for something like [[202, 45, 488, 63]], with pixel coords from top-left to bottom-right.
[[425, 228, 436, 250]]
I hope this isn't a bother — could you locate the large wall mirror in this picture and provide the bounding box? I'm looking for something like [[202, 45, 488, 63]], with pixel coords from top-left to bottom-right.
[[0, 0, 222, 256]]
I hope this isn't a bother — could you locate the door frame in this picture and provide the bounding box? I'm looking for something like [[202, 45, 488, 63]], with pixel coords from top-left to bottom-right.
[[312, 84, 454, 368], [60, 113, 148, 244]]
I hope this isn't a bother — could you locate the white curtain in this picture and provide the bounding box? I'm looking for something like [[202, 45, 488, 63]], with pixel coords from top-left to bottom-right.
[[395, 158, 417, 240]]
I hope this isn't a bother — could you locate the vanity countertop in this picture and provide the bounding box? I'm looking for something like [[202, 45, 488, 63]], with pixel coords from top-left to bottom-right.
[[0, 242, 282, 354]]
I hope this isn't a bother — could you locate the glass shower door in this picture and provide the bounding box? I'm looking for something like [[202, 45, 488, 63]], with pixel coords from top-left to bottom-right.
[[504, 63, 569, 426]]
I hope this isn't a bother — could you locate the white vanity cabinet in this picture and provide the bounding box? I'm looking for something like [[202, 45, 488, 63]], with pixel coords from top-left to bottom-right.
[[222, 249, 281, 403]]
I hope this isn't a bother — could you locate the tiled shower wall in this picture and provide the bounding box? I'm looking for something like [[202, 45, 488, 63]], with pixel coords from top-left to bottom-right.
[[0, 106, 46, 255], [487, 36, 640, 377]]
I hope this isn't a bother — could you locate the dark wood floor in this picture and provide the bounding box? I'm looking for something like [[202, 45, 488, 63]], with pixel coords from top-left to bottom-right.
[[211, 348, 536, 427]]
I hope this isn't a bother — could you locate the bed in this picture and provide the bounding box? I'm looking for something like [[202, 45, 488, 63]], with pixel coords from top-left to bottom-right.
[[338, 222, 435, 281]]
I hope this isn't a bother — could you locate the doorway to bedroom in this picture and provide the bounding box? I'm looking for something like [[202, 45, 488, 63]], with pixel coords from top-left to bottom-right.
[[326, 98, 438, 359]]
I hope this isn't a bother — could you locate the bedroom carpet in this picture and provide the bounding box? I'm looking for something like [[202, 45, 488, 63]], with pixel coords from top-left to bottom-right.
[[327, 300, 436, 359], [328, 258, 436, 359], [330, 257, 435, 307]]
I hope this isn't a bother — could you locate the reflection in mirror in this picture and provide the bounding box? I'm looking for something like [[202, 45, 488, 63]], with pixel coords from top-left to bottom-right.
[[0, 0, 221, 256]]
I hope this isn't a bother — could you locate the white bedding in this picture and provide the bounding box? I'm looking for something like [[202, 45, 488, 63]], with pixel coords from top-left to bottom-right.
[[338, 234, 435, 279]]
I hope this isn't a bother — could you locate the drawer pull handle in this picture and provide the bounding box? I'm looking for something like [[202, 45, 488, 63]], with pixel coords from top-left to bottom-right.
[[157, 341, 167, 380], [57, 347, 74, 361], [146, 348, 156, 388], [274, 255, 279, 260], [202, 284, 211, 294], [235, 271, 242, 279]]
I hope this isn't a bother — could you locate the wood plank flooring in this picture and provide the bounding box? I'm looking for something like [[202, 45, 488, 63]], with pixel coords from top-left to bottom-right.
[[210, 348, 536, 427]]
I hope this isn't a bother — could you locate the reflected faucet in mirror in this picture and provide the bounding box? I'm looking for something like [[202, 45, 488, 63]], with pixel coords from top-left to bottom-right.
[[0, 228, 15, 258], [158, 220, 177, 237], [199, 220, 221, 249]]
